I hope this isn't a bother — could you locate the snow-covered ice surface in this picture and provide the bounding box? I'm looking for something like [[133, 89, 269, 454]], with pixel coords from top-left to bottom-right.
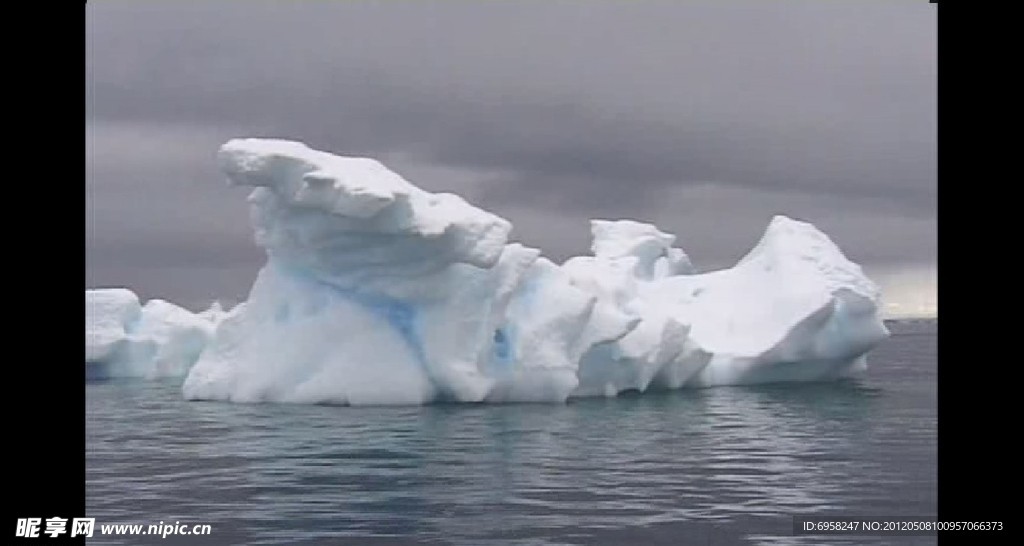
[[171, 138, 890, 405], [86, 289, 221, 380]]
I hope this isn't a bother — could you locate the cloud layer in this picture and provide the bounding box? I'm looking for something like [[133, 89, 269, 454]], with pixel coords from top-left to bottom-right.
[[86, 1, 936, 314]]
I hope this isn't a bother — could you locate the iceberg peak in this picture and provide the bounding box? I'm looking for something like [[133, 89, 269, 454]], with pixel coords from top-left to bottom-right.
[[218, 138, 511, 272]]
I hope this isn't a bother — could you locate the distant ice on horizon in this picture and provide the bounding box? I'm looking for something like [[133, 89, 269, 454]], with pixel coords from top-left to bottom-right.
[[873, 266, 937, 320]]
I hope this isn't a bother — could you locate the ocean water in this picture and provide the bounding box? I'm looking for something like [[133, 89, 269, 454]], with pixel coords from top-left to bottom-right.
[[86, 320, 937, 545]]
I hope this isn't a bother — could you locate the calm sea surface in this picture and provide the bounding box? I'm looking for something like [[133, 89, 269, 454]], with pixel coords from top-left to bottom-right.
[[86, 320, 937, 545]]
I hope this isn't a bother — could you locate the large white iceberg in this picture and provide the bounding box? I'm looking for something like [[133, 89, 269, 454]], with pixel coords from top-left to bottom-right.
[[86, 289, 221, 379], [176, 138, 889, 405]]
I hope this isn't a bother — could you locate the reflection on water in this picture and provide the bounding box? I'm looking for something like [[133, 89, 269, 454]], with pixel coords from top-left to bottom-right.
[[87, 324, 936, 545]]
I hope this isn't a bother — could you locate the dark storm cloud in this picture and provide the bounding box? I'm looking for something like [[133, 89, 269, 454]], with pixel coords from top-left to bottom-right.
[[86, 1, 936, 310]]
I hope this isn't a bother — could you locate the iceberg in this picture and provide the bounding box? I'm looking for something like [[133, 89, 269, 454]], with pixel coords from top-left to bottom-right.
[[567, 216, 889, 395], [172, 138, 889, 405], [86, 289, 219, 379]]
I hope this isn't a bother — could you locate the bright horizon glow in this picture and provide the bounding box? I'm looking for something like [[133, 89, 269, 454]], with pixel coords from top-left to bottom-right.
[[869, 265, 937, 319]]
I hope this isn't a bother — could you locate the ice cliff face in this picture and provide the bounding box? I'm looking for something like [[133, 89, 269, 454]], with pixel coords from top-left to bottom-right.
[[180, 139, 633, 404], [169, 138, 889, 405]]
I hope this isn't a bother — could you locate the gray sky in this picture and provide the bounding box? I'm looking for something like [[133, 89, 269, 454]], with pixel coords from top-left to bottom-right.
[[86, 1, 937, 317]]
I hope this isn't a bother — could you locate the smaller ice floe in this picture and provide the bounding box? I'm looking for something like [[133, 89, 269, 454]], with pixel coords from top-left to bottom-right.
[[86, 289, 221, 380]]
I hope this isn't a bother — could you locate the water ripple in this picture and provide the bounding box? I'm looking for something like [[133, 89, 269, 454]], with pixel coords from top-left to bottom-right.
[[87, 328, 936, 545]]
